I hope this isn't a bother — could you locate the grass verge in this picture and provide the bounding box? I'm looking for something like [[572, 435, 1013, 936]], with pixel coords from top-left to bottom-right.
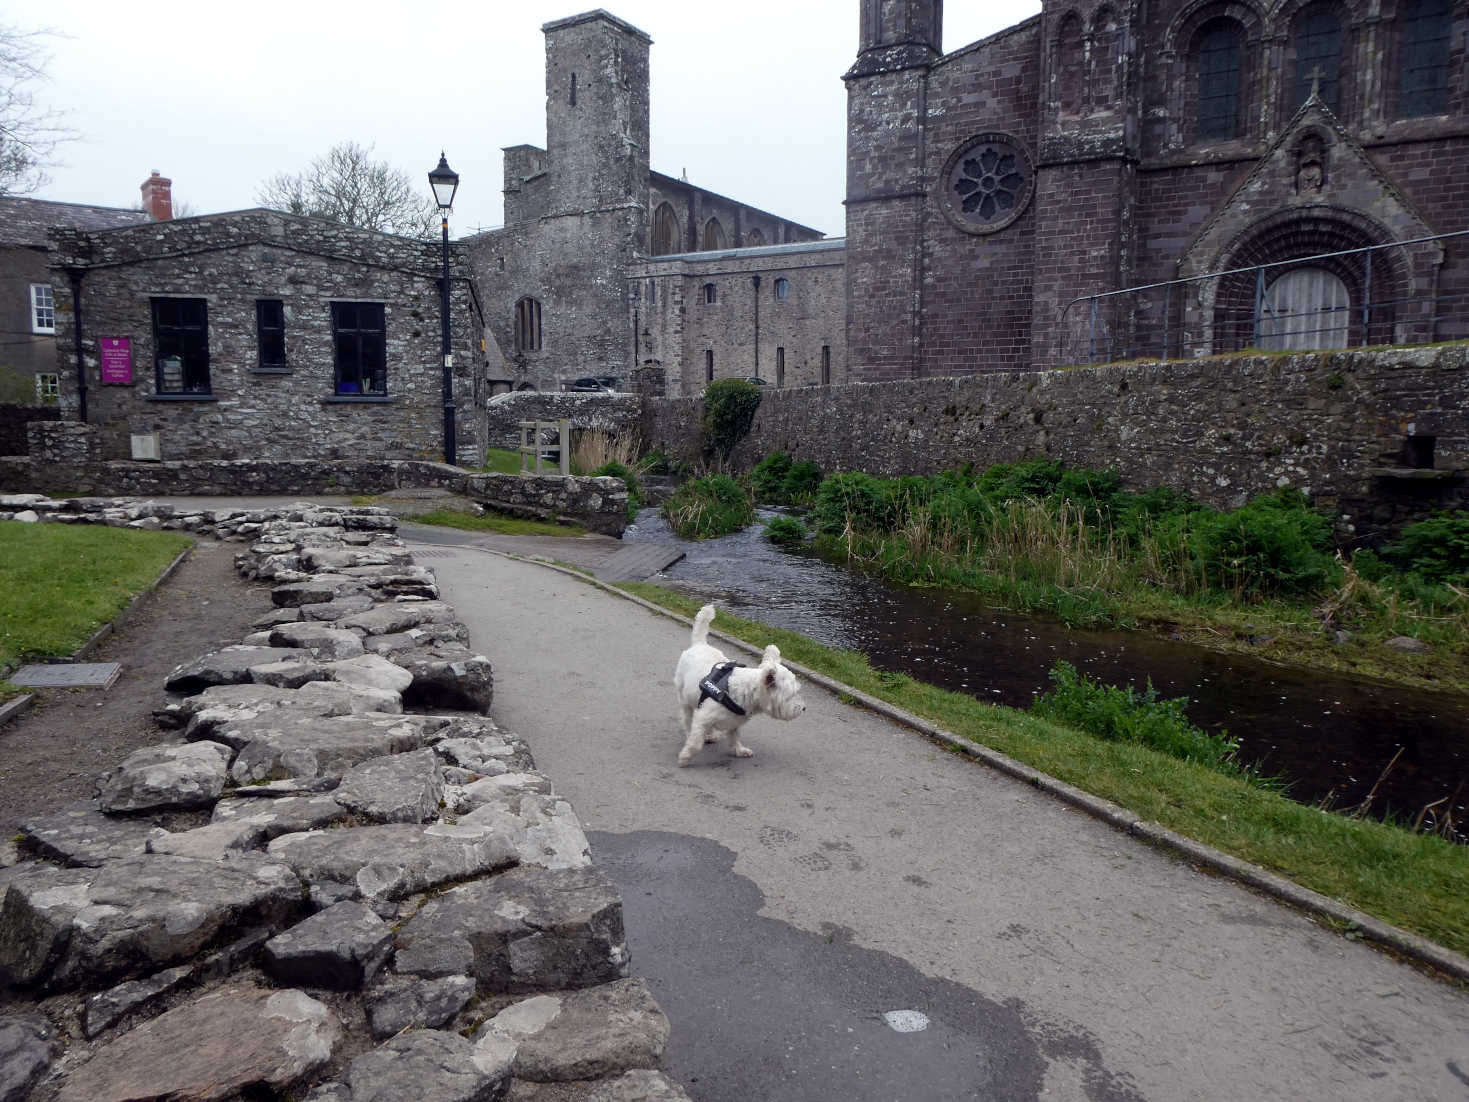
[[407, 510, 586, 538], [0, 524, 193, 669], [617, 580, 1469, 960]]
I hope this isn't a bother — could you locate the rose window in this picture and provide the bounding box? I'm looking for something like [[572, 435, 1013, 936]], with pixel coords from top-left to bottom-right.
[[940, 133, 1034, 235], [954, 148, 1024, 219]]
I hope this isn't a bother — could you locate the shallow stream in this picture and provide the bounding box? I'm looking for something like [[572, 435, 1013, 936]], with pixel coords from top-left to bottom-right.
[[627, 508, 1469, 837]]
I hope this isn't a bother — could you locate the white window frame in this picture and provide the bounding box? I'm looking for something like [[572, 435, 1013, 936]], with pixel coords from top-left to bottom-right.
[[30, 284, 55, 334], [35, 372, 60, 401]]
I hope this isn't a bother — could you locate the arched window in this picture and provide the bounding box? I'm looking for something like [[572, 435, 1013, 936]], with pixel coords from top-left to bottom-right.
[[1056, 13, 1085, 114], [702, 218, 728, 251], [1258, 267, 1350, 350], [650, 202, 680, 256], [514, 297, 542, 352], [747, 228, 765, 247], [1400, 0, 1452, 117], [774, 278, 790, 300], [1293, 6, 1342, 112], [1196, 19, 1243, 139], [1092, 9, 1121, 108]]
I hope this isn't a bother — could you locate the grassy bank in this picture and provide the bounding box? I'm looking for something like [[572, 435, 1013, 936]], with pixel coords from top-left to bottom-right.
[[617, 582, 1469, 960], [0, 524, 193, 668], [792, 462, 1469, 695], [407, 510, 585, 538]]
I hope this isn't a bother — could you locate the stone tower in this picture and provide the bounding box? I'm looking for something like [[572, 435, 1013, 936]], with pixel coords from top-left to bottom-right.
[[1028, 0, 1140, 365], [542, 10, 651, 217], [844, 0, 943, 380]]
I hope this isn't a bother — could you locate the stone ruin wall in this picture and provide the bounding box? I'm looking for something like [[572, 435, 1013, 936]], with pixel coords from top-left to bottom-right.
[[640, 345, 1469, 544], [0, 499, 689, 1101]]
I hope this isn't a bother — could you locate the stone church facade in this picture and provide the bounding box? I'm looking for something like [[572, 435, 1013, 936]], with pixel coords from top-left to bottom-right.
[[844, 0, 1469, 380]]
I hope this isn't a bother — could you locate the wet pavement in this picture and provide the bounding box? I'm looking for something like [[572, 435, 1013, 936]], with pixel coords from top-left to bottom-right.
[[414, 538, 1469, 1102]]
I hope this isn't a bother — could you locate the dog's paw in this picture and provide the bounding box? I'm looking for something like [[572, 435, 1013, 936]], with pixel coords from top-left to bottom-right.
[[733, 746, 755, 758], [677, 750, 695, 766]]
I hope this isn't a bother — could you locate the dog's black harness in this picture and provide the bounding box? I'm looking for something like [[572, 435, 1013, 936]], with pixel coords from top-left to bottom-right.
[[698, 661, 746, 716]]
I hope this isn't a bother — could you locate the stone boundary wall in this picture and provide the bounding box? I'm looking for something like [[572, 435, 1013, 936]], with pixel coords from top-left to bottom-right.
[[485, 392, 643, 449], [0, 451, 630, 536], [0, 500, 689, 1102], [0, 405, 59, 455], [640, 345, 1469, 543]]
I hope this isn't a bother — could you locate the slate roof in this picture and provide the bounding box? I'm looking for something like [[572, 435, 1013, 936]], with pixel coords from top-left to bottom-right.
[[0, 196, 150, 248]]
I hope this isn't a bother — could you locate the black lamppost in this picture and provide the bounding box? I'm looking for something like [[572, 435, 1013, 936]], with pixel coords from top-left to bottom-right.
[[428, 153, 460, 465]]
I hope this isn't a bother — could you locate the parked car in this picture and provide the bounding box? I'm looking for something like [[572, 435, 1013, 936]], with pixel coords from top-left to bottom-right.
[[567, 376, 620, 393], [741, 376, 770, 386]]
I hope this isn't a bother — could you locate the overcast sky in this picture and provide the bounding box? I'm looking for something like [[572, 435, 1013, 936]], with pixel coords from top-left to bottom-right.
[[13, 1, 1041, 239]]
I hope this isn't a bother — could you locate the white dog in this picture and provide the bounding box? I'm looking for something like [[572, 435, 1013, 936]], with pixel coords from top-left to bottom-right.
[[674, 604, 806, 766]]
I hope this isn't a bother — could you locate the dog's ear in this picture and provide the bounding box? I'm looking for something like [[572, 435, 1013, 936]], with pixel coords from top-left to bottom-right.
[[761, 644, 781, 666]]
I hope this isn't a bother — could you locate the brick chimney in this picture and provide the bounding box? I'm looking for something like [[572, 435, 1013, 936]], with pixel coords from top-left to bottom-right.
[[140, 171, 173, 221]]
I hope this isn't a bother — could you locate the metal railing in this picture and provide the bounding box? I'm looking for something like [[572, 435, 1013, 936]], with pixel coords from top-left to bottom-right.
[[1058, 229, 1469, 366]]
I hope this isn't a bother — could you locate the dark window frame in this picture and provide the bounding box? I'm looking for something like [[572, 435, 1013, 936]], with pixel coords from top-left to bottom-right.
[[703, 283, 717, 305], [1293, 6, 1342, 112], [705, 350, 714, 381], [821, 345, 831, 385], [256, 299, 287, 369], [1196, 19, 1244, 140], [514, 296, 543, 352], [776, 346, 785, 387], [330, 301, 387, 397], [151, 297, 211, 395], [1399, 0, 1452, 117], [774, 277, 789, 301]]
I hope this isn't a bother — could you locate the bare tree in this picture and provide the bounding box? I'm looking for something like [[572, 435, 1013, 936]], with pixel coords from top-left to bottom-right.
[[256, 142, 436, 237], [0, 21, 74, 195]]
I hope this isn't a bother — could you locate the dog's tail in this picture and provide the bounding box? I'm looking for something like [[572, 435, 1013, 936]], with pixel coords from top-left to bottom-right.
[[691, 604, 716, 646]]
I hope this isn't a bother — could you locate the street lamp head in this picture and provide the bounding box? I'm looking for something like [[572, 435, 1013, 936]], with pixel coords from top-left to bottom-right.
[[429, 152, 460, 211]]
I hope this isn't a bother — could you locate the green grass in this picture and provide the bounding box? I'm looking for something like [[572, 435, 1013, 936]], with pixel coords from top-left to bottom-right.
[[616, 582, 1469, 959], [0, 523, 194, 668], [480, 447, 524, 475], [408, 509, 586, 538]]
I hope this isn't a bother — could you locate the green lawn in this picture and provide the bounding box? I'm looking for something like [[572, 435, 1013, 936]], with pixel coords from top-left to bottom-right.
[[619, 582, 1469, 961], [407, 510, 586, 538], [0, 523, 194, 668]]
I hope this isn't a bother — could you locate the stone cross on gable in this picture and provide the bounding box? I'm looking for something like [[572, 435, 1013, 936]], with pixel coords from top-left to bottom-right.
[[1307, 65, 1324, 101]]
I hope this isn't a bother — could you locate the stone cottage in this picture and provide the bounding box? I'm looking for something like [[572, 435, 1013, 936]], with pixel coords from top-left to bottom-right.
[[48, 209, 487, 465]]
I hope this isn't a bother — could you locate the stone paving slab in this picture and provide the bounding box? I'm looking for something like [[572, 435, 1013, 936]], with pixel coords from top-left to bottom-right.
[[10, 662, 122, 689]]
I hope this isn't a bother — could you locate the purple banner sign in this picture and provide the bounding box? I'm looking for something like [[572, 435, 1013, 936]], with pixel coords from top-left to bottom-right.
[[100, 338, 132, 384]]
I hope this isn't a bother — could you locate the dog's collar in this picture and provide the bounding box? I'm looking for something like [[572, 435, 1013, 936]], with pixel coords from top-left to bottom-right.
[[698, 661, 747, 716]]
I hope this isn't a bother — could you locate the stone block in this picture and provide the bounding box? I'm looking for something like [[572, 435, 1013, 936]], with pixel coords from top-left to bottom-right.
[[228, 712, 441, 784], [268, 623, 367, 660], [334, 748, 446, 824], [55, 985, 340, 1102], [342, 1029, 511, 1102], [166, 645, 312, 693], [365, 973, 477, 1040], [98, 740, 234, 812], [395, 644, 495, 713], [19, 799, 166, 867], [394, 866, 627, 994], [262, 901, 394, 990], [0, 1014, 61, 1102], [475, 978, 668, 1083], [266, 821, 517, 903], [0, 855, 301, 989]]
